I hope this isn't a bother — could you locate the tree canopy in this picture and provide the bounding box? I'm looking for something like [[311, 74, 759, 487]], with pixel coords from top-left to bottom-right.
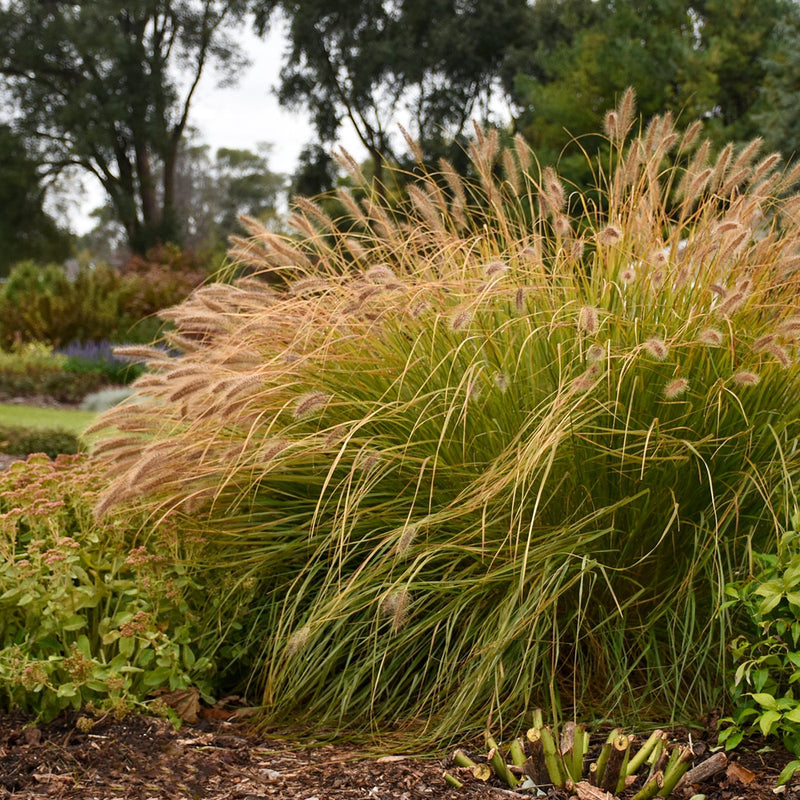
[[0, 124, 72, 276], [252, 0, 529, 182], [0, 0, 249, 253], [511, 0, 797, 178]]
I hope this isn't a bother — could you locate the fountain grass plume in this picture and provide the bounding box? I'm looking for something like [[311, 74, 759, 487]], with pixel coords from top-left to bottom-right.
[[91, 94, 800, 742]]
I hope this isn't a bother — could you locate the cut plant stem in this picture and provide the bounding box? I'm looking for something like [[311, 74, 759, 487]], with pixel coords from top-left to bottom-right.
[[452, 748, 491, 781], [632, 771, 663, 800], [600, 733, 630, 795], [524, 728, 549, 786], [443, 771, 464, 789], [646, 734, 667, 778], [487, 746, 519, 788], [660, 746, 693, 798], [575, 725, 589, 781], [595, 728, 621, 785], [452, 749, 477, 769], [509, 737, 527, 768], [627, 730, 664, 775], [540, 725, 568, 787]]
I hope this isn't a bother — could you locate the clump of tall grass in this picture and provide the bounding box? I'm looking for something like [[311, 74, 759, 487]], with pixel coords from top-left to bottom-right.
[[91, 91, 800, 741]]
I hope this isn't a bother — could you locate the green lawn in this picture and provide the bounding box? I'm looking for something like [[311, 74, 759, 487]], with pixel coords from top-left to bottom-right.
[[0, 403, 97, 435]]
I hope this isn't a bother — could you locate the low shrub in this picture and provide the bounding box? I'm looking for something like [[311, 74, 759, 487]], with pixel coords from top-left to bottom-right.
[[0, 425, 82, 457], [0, 247, 208, 350], [0, 455, 215, 722], [0, 261, 124, 348], [720, 512, 800, 784], [57, 340, 145, 385], [91, 96, 800, 739], [0, 342, 116, 403]]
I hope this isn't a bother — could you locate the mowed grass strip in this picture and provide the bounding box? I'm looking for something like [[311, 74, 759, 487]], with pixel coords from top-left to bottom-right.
[[0, 403, 97, 436]]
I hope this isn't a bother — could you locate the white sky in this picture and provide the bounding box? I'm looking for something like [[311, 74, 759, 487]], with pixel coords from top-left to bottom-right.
[[67, 21, 363, 234]]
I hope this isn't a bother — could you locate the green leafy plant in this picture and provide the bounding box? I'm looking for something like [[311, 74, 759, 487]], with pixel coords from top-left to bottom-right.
[[0, 454, 215, 721], [719, 511, 800, 785], [0, 341, 107, 402], [91, 94, 800, 741], [0, 424, 82, 457], [59, 340, 145, 385]]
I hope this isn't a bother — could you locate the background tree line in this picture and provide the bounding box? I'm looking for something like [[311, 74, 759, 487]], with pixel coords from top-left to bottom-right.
[[1, 0, 798, 273]]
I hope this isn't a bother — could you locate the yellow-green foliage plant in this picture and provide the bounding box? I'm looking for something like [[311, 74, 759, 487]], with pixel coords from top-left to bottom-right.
[[90, 91, 800, 741]]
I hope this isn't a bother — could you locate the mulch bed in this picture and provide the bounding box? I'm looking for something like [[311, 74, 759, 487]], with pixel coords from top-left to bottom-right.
[[1, 710, 799, 800]]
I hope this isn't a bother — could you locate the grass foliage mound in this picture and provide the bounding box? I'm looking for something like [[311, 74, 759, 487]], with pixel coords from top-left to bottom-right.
[[93, 95, 800, 738]]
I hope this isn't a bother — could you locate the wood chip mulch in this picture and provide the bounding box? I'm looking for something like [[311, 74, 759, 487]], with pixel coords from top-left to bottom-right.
[[1, 710, 800, 800]]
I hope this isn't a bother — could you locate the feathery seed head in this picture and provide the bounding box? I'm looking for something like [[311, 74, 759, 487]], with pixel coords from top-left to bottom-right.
[[409, 300, 431, 320], [569, 238, 585, 261], [571, 371, 597, 393], [484, 260, 508, 278], [366, 263, 397, 283], [715, 220, 741, 236], [650, 248, 668, 266], [765, 343, 792, 368], [644, 338, 669, 360], [620, 267, 636, 285], [708, 284, 727, 298], [778, 317, 800, 339], [286, 626, 311, 656], [258, 438, 289, 462], [542, 166, 566, 214], [587, 343, 606, 363], [698, 328, 724, 346], [515, 287, 527, 314], [732, 371, 760, 386], [396, 525, 417, 556], [553, 216, 571, 238], [293, 391, 330, 418], [603, 110, 619, 140], [649, 269, 665, 288], [578, 306, 600, 335], [450, 308, 473, 332], [494, 372, 510, 393], [598, 225, 622, 246], [664, 378, 689, 399], [752, 334, 776, 352], [717, 291, 746, 317], [356, 449, 381, 473], [289, 277, 329, 297], [380, 589, 410, 633]]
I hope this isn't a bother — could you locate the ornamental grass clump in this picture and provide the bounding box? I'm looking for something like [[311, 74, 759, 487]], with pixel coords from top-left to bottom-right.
[[91, 92, 800, 740]]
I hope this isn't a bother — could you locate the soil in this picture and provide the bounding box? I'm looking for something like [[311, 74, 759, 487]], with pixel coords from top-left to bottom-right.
[[0, 709, 798, 800]]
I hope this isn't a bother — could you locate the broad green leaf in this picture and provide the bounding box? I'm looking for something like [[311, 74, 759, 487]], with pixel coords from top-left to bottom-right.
[[752, 692, 779, 710], [777, 759, 800, 786], [758, 709, 782, 737]]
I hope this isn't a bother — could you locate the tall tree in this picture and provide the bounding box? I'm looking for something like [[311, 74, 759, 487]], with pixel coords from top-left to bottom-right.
[[172, 141, 285, 248], [0, 0, 249, 253], [81, 138, 285, 261], [0, 124, 72, 276], [252, 0, 529, 182]]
